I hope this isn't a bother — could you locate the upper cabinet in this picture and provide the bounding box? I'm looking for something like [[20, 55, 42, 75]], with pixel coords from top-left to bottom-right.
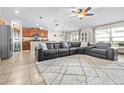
[[44, 30, 48, 38], [22, 28, 48, 38], [0, 18, 7, 25]]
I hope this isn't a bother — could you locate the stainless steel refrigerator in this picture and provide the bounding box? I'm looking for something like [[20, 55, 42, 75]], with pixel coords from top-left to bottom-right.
[[0, 25, 13, 60]]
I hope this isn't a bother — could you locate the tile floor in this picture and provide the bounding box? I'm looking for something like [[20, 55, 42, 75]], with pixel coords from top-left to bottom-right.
[[0, 51, 124, 85], [0, 51, 46, 85]]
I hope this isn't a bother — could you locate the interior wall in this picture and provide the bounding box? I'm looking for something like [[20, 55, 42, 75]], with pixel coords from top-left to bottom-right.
[[1, 8, 12, 25], [0, 8, 1, 17], [48, 31, 63, 42], [63, 27, 95, 44], [80, 27, 95, 44], [69, 30, 79, 42], [62, 32, 70, 41], [96, 21, 124, 30]]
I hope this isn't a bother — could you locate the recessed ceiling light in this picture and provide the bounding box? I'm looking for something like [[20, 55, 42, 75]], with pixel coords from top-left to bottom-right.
[[36, 24, 39, 27], [40, 26, 43, 29], [17, 20, 21, 23], [15, 10, 19, 14]]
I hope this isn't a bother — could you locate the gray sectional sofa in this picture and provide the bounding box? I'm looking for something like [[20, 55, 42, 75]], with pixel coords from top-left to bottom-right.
[[84, 43, 118, 60], [35, 42, 118, 61]]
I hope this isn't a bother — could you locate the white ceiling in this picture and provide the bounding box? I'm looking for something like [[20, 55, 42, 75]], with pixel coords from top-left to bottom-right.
[[1, 7, 124, 31]]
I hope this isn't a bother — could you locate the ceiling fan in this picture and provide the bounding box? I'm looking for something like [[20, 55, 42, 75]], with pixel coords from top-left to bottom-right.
[[72, 7, 94, 18]]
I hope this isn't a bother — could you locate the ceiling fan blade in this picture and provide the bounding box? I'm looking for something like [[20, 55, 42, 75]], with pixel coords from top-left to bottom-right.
[[72, 11, 77, 14], [69, 15, 77, 19], [79, 9, 83, 13], [84, 7, 92, 13], [85, 13, 94, 16]]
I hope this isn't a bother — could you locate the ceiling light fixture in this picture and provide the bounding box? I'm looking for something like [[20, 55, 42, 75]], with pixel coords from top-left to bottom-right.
[[78, 13, 84, 17], [40, 17, 43, 30], [15, 10, 19, 14], [61, 26, 65, 37]]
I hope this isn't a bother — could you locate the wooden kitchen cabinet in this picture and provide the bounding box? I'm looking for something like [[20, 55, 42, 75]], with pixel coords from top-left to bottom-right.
[[31, 29, 33, 36], [22, 41, 30, 50], [22, 29, 25, 36], [40, 30, 44, 37], [22, 28, 48, 38], [44, 31, 48, 38], [29, 29, 31, 36], [0, 19, 7, 25]]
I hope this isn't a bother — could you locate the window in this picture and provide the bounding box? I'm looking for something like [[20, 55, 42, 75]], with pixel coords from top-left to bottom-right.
[[96, 29, 110, 43], [111, 27, 124, 46], [72, 34, 79, 42], [95, 26, 124, 46]]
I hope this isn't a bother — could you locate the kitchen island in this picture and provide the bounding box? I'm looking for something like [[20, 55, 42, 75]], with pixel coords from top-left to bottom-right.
[[22, 41, 30, 50], [30, 41, 44, 53]]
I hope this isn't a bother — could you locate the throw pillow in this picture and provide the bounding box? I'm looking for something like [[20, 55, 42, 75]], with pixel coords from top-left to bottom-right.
[[68, 42, 72, 48], [62, 42, 69, 48], [54, 43, 61, 49], [38, 43, 42, 48], [46, 43, 54, 49], [80, 42, 88, 47], [42, 43, 48, 50]]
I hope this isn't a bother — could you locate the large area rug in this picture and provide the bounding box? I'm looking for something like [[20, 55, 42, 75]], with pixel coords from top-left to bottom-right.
[[36, 54, 124, 85]]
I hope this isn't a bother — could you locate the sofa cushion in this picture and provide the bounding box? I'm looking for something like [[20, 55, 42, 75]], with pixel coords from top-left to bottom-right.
[[95, 43, 111, 49], [61, 42, 69, 48], [84, 46, 95, 53], [44, 49, 58, 56], [77, 47, 85, 54], [54, 43, 62, 49], [68, 42, 72, 48], [78, 47, 85, 51], [41, 43, 48, 50], [91, 48, 107, 55], [80, 42, 87, 47], [58, 49, 69, 53], [69, 47, 78, 51], [46, 43, 54, 49], [71, 42, 81, 47]]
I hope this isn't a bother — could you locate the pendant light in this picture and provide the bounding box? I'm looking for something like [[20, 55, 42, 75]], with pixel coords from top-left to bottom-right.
[[40, 17, 43, 30], [61, 26, 65, 37]]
